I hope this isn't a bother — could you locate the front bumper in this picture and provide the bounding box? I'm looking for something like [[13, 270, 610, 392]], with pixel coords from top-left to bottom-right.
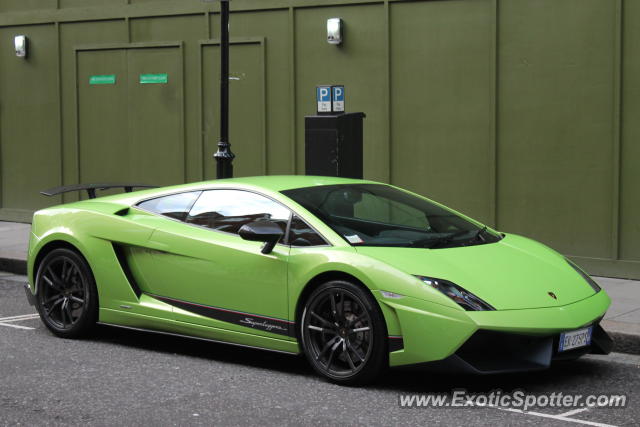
[[383, 290, 611, 368], [406, 323, 612, 374]]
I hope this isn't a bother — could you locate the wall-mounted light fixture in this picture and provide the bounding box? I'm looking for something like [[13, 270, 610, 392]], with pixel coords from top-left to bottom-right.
[[327, 18, 342, 45], [14, 35, 27, 58]]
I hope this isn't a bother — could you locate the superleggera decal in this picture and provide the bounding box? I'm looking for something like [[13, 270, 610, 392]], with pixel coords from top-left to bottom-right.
[[148, 293, 295, 337]]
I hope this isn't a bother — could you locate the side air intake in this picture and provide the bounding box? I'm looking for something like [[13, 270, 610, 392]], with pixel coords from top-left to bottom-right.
[[112, 243, 142, 298]]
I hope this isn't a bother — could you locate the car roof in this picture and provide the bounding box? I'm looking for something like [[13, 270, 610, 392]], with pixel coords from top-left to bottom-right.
[[195, 175, 374, 192], [76, 175, 380, 206]]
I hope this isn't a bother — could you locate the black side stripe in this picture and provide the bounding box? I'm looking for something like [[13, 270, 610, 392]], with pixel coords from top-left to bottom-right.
[[150, 293, 296, 338], [112, 244, 142, 298]]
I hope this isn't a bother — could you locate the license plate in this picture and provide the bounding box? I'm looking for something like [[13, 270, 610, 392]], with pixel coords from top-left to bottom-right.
[[558, 326, 593, 352]]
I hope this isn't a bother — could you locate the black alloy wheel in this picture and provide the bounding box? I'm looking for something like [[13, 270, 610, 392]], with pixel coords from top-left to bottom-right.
[[35, 248, 98, 338], [301, 280, 387, 385]]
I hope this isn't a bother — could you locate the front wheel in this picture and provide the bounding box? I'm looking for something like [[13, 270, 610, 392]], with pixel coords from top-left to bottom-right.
[[35, 248, 98, 338], [300, 280, 388, 385]]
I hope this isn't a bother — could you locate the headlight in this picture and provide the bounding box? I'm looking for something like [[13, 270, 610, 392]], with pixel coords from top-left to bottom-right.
[[566, 259, 601, 293], [415, 276, 495, 311]]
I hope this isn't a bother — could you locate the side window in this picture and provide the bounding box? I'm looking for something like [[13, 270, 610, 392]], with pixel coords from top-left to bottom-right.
[[185, 190, 291, 235], [137, 191, 201, 221], [288, 215, 327, 247]]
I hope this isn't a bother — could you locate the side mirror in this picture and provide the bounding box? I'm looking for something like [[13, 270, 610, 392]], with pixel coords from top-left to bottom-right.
[[238, 220, 284, 254]]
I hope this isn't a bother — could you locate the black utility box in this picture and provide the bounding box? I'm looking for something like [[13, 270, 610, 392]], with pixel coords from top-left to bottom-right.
[[305, 112, 365, 179]]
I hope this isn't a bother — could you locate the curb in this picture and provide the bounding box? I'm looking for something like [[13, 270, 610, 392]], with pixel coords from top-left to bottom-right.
[[610, 332, 640, 355], [602, 320, 640, 356], [0, 274, 28, 287], [0, 257, 26, 276]]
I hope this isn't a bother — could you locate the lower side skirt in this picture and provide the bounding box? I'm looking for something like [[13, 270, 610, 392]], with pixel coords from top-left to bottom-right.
[[98, 308, 301, 355], [98, 321, 300, 355]]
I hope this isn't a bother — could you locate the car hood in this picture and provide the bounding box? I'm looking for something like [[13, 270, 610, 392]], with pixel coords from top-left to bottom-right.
[[354, 233, 597, 310]]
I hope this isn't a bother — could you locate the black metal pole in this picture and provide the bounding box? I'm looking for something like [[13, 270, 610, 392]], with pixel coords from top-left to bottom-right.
[[214, 0, 234, 179]]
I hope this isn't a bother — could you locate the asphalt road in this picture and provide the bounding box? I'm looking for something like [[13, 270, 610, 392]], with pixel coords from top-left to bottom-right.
[[1, 275, 638, 427]]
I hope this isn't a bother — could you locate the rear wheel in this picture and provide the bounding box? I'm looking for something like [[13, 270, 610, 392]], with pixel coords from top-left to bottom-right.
[[35, 248, 98, 338], [300, 280, 387, 385]]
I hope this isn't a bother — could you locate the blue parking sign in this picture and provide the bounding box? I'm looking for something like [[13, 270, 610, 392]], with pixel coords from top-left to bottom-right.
[[316, 86, 332, 113], [332, 86, 345, 112]]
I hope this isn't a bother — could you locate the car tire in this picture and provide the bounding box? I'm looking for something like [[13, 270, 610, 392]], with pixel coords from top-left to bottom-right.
[[300, 280, 388, 385], [35, 248, 98, 338]]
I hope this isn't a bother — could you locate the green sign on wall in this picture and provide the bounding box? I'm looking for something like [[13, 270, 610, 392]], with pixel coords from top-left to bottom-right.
[[140, 73, 168, 84], [89, 75, 116, 85]]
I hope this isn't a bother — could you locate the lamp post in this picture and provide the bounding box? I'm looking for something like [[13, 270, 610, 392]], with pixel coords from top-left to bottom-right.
[[205, 0, 235, 179]]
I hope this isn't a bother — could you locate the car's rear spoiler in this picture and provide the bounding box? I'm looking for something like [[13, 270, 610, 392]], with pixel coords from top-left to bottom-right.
[[41, 183, 157, 199]]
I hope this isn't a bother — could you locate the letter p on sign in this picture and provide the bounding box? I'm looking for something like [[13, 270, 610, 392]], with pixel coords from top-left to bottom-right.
[[317, 86, 332, 113], [332, 86, 345, 112]]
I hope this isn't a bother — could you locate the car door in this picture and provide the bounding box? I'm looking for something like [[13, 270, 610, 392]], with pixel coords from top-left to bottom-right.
[[135, 189, 293, 339]]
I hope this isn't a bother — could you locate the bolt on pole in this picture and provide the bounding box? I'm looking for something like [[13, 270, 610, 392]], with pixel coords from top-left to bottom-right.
[[213, 0, 235, 179]]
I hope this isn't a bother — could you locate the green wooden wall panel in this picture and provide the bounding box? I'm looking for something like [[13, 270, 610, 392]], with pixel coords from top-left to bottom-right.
[[60, 0, 126, 8], [130, 0, 201, 4], [130, 14, 207, 182], [390, 0, 495, 223], [496, 0, 616, 259], [294, 4, 388, 182], [130, 0, 177, 4], [0, 0, 56, 13], [202, 41, 266, 179], [210, 10, 293, 175], [620, 0, 640, 262], [0, 24, 60, 210], [59, 20, 128, 203]]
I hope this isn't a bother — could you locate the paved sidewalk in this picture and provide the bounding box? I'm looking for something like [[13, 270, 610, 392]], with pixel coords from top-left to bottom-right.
[[598, 277, 640, 354], [1, 220, 639, 353], [0, 222, 29, 274]]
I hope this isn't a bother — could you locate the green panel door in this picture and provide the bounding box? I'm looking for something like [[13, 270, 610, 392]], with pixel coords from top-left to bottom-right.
[[77, 49, 128, 188], [209, 10, 293, 175], [127, 47, 184, 186], [77, 47, 183, 189], [202, 42, 265, 179]]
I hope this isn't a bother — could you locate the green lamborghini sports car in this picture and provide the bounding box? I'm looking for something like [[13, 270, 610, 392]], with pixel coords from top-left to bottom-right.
[[24, 175, 612, 384]]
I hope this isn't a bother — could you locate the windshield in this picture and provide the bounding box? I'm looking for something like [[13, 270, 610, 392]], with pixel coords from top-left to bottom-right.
[[281, 184, 501, 248]]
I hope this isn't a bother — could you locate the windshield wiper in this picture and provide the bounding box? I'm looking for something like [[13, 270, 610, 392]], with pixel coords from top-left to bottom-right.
[[467, 226, 488, 244], [409, 230, 470, 249]]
